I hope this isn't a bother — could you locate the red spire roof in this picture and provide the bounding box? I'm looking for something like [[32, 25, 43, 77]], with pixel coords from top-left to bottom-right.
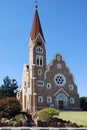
[[30, 9, 45, 41]]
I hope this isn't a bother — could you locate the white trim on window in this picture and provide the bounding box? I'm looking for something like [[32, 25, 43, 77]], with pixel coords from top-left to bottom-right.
[[70, 98, 74, 104], [36, 55, 43, 66], [54, 73, 66, 87], [47, 97, 52, 103], [69, 84, 73, 90], [46, 83, 51, 89], [37, 80, 44, 87], [36, 46, 43, 54], [38, 69, 42, 75], [38, 96, 43, 102]]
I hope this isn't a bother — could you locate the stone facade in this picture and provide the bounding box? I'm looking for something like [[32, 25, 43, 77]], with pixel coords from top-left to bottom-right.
[[17, 8, 80, 112]]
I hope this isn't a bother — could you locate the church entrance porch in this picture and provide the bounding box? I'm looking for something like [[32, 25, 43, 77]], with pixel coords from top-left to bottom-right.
[[56, 93, 68, 109]]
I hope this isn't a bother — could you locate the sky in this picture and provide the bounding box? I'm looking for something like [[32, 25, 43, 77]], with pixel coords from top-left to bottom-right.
[[0, 0, 87, 97]]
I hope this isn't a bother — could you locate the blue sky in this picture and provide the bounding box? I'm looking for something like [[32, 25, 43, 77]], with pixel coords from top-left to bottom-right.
[[0, 0, 87, 97]]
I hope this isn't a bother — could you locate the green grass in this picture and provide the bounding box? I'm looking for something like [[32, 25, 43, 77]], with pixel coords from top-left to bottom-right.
[[60, 111, 87, 127]]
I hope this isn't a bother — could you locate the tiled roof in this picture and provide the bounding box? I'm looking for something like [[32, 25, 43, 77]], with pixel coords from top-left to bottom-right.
[[30, 9, 45, 41]]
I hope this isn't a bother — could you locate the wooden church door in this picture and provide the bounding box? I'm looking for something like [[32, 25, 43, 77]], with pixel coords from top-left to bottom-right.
[[59, 100, 63, 109]]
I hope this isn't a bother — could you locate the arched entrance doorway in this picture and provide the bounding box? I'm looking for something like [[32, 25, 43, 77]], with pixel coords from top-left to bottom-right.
[[56, 93, 68, 109]]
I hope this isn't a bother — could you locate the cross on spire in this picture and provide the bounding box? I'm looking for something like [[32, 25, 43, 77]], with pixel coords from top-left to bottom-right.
[[35, 0, 38, 9]]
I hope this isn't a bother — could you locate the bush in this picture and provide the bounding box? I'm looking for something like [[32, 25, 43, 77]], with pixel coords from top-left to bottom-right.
[[37, 108, 59, 122], [0, 97, 21, 118]]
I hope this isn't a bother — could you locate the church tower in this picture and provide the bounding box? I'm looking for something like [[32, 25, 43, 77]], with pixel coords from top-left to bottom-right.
[[29, 7, 46, 111], [17, 6, 80, 111]]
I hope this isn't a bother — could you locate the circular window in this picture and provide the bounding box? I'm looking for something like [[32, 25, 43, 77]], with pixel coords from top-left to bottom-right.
[[54, 74, 66, 86], [57, 64, 62, 69], [57, 56, 60, 61]]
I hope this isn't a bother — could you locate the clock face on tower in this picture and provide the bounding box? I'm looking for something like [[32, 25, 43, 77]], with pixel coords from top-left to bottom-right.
[[54, 73, 66, 87]]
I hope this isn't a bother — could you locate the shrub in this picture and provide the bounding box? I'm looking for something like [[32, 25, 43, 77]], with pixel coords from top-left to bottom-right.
[[0, 97, 21, 118], [80, 97, 87, 110], [37, 108, 59, 122]]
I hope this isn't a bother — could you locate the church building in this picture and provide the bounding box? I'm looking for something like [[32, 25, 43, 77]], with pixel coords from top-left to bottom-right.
[[17, 7, 80, 112]]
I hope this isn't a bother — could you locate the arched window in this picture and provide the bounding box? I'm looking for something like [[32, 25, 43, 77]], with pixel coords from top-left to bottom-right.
[[36, 55, 43, 66]]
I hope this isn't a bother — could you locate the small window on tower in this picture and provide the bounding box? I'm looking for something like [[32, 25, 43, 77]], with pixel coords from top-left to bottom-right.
[[37, 42, 42, 46], [40, 57, 42, 65], [36, 55, 43, 66], [36, 46, 43, 54], [38, 69, 42, 75], [24, 81, 26, 86], [36, 58, 39, 65]]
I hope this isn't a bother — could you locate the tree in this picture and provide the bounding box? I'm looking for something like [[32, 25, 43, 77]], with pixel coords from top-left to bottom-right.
[[0, 97, 21, 118], [80, 97, 87, 110], [0, 76, 18, 99]]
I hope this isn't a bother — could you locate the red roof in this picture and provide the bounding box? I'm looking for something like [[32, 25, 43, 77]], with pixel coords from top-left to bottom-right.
[[30, 9, 45, 41]]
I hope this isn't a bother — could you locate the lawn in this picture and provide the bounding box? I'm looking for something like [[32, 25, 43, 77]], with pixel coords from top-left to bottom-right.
[[60, 111, 87, 127]]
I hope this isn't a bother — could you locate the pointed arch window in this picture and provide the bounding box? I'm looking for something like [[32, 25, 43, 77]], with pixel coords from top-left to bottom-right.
[[36, 55, 43, 66]]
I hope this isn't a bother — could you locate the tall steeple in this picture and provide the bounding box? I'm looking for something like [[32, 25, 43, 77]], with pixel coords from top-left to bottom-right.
[[30, 7, 45, 41]]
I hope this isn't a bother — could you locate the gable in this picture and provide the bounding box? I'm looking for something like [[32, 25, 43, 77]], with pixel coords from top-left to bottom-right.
[[54, 88, 69, 97], [44, 54, 74, 83], [33, 33, 45, 44]]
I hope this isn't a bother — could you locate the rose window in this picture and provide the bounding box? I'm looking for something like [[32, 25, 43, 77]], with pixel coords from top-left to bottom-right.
[[54, 74, 66, 86]]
